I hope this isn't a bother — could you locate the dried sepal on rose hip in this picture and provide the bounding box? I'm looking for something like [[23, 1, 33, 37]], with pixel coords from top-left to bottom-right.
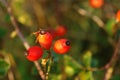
[[25, 46, 43, 61], [89, 0, 104, 8], [33, 29, 53, 50], [53, 39, 71, 54]]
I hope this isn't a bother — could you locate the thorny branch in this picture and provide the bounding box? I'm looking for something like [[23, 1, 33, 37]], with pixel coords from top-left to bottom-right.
[[0, 0, 46, 80]]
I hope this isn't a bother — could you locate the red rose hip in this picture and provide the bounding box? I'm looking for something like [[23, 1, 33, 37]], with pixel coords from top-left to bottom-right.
[[116, 10, 120, 22], [37, 30, 53, 50], [55, 25, 67, 37], [89, 0, 104, 8], [53, 39, 71, 54], [26, 46, 43, 61]]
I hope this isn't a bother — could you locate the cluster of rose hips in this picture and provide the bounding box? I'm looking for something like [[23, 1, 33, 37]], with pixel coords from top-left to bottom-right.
[[25, 25, 71, 61]]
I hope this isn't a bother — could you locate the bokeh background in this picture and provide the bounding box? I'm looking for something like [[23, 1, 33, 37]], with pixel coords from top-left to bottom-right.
[[0, 0, 120, 80]]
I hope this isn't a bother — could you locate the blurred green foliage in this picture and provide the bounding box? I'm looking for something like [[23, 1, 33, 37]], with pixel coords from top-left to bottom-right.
[[0, 59, 10, 78], [0, 27, 7, 38], [0, 0, 120, 80]]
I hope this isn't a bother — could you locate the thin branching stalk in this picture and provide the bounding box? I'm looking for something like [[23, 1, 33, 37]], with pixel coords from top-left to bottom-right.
[[74, 5, 105, 29]]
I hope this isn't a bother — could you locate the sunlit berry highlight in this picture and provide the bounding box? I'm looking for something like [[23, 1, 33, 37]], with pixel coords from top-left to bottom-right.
[[38, 30, 53, 50], [53, 39, 71, 54]]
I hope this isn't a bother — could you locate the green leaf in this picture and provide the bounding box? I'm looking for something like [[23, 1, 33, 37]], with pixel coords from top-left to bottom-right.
[[0, 27, 7, 38], [91, 58, 99, 67], [78, 70, 94, 80], [64, 55, 82, 69], [49, 74, 62, 80], [117, 29, 120, 37], [11, 0, 34, 27], [4, 14, 11, 23], [51, 50, 59, 62], [82, 51, 92, 68], [77, 51, 93, 80], [111, 74, 120, 80], [65, 66, 75, 77], [105, 18, 116, 36], [64, 55, 82, 77], [0, 59, 10, 78], [31, 66, 38, 75]]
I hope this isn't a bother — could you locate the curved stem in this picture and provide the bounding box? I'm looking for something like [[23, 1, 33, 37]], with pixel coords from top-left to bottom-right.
[[103, 38, 120, 80], [8, 70, 14, 80], [34, 61, 46, 80], [46, 55, 53, 80]]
